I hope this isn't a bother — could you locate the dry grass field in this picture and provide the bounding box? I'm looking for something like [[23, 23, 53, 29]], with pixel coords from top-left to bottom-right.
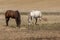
[[0, 0, 60, 40], [0, 13, 60, 40]]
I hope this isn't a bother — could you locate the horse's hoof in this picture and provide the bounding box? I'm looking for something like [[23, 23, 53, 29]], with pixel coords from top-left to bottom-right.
[[35, 24, 39, 25], [6, 25, 8, 26], [17, 26, 20, 28]]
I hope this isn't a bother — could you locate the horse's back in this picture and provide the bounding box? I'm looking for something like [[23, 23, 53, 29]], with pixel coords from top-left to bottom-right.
[[30, 10, 42, 17], [5, 10, 14, 17], [5, 10, 19, 18]]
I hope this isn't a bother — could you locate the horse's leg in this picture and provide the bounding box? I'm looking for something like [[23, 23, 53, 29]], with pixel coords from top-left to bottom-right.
[[28, 18, 31, 26], [15, 19, 18, 26], [39, 18, 42, 21], [6, 17, 10, 26], [31, 16, 32, 20], [35, 18, 38, 24], [28, 16, 32, 26], [15, 18, 20, 27], [17, 18, 21, 27]]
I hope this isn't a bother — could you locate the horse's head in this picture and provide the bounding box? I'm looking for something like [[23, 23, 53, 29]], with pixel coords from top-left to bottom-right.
[[15, 10, 20, 17], [15, 10, 21, 27]]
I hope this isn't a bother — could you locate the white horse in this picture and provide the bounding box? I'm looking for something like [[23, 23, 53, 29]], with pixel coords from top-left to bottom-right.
[[28, 10, 47, 25]]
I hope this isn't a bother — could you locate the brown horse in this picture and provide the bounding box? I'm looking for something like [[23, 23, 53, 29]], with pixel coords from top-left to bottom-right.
[[5, 10, 21, 27]]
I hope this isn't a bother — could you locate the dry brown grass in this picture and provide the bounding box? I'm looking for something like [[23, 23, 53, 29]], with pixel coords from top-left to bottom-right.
[[0, 0, 60, 40], [0, 0, 60, 12], [0, 14, 60, 40]]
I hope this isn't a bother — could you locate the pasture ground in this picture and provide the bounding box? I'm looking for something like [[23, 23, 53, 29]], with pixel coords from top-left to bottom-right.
[[0, 14, 60, 40]]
